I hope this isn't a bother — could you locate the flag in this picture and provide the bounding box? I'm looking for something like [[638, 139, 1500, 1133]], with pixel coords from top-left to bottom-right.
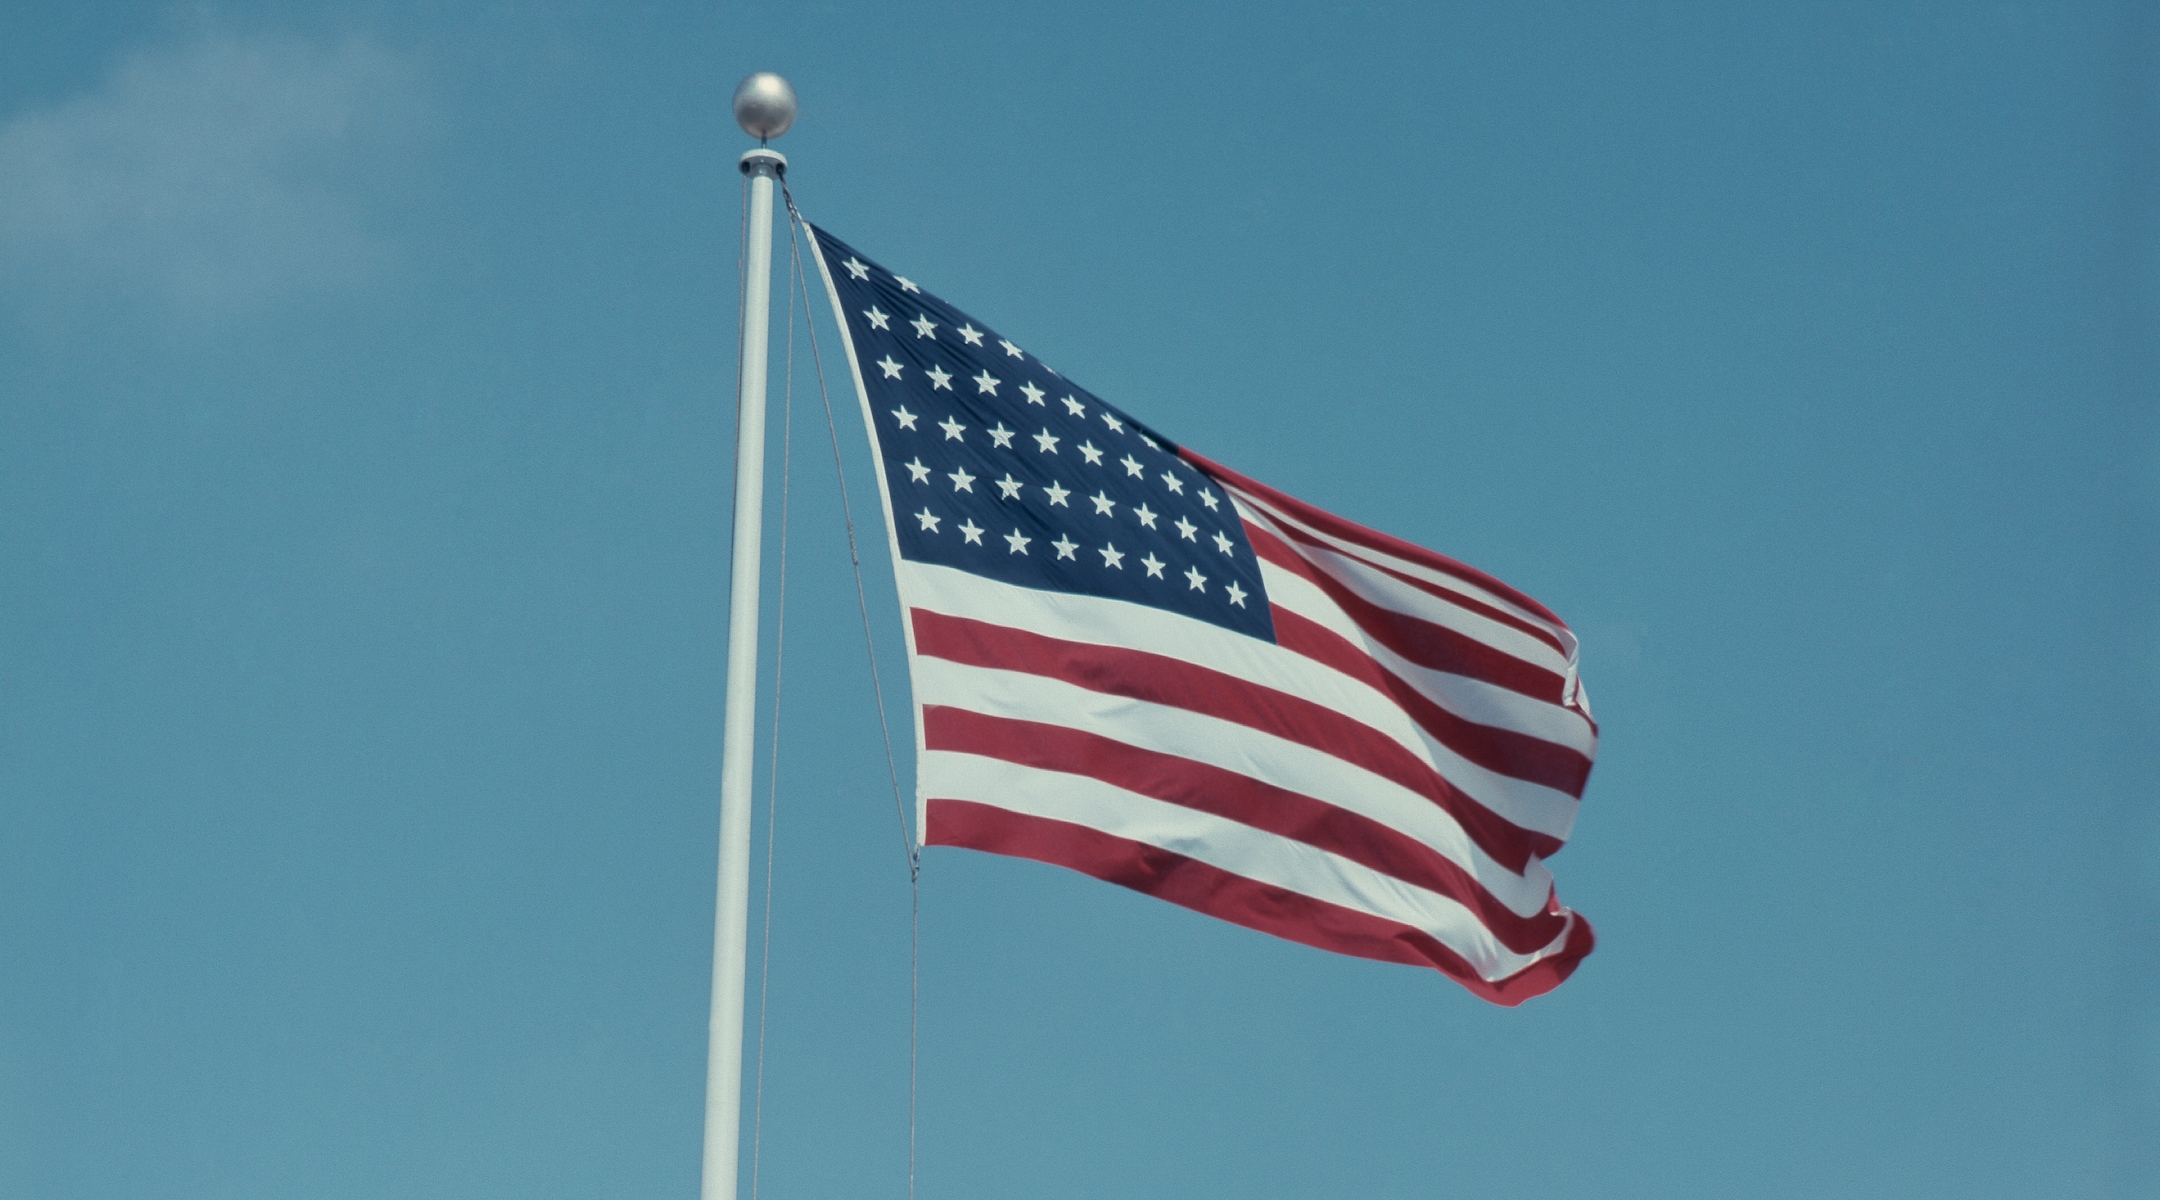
[[808, 225, 1598, 1005]]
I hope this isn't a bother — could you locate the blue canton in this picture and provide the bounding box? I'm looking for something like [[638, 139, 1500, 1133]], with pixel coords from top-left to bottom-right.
[[813, 226, 1275, 642]]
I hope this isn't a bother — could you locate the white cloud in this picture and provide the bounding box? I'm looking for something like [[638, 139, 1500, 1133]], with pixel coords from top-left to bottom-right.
[[0, 33, 420, 317]]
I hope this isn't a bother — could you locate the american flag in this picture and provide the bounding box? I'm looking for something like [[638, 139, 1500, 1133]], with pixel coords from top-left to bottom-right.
[[809, 225, 1598, 1005]]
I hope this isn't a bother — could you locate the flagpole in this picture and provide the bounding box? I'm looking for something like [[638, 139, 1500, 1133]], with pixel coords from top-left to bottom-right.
[[702, 71, 797, 1200]]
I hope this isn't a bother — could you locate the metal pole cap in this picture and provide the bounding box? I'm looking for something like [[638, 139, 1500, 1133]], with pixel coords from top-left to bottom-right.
[[732, 72, 797, 141]]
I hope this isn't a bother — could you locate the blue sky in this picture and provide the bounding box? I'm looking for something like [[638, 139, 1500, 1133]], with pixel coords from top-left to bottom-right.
[[2, 4, 2153, 1198]]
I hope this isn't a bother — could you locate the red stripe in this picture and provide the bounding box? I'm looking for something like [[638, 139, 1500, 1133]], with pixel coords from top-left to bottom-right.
[[1248, 525, 1570, 705], [924, 707, 1567, 954], [911, 609, 1562, 873], [1255, 514, 1568, 659], [1181, 448, 1570, 629], [1268, 605, 1593, 798], [926, 799, 1594, 1006]]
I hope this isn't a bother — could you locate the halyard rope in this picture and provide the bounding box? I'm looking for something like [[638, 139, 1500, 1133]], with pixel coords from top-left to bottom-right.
[[781, 181, 921, 1200]]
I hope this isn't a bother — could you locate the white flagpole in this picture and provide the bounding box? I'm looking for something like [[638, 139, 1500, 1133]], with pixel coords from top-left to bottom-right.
[[702, 72, 797, 1200]]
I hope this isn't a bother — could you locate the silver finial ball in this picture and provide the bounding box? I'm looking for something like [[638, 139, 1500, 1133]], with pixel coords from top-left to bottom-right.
[[732, 72, 797, 140]]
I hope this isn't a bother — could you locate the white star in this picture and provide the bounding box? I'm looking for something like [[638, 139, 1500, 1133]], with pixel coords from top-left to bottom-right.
[[843, 257, 869, 280], [864, 306, 890, 330], [1019, 382, 1046, 405], [1174, 516, 1198, 541], [1184, 566, 1207, 591], [1198, 488, 1220, 511], [959, 519, 985, 545], [996, 473, 1025, 499], [1141, 435, 1160, 449], [1078, 441, 1104, 465], [939, 416, 966, 441], [878, 356, 905, 380], [1004, 528, 1031, 555], [1089, 491, 1116, 516], [988, 423, 1015, 448], [1099, 543, 1125, 569], [1052, 535, 1079, 560], [896, 276, 919, 293], [1062, 395, 1086, 417], [926, 365, 953, 391], [947, 466, 976, 493], [958, 324, 985, 346], [904, 458, 931, 483], [1043, 480, 1071, 507], [1225, 581, 1248, 608], [910, 314, 938, 338], [915, 508, 940, 532], [1160, 471, 1184, 494], [890, 405, 918, 430], [1101, 412, 1124, 433], [1141, 553, 1166, 579], [1033, 428, 1060, 453], [1133, 503, 1158, 529], [1000, 339, 1024, 358], [1212, 531, 1235, 555], [973, 370, 1001, 395], [1120, 455, 1145, 477]]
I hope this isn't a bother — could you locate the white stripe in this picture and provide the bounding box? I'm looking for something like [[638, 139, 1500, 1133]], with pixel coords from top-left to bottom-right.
[[1229, 487, 1580, 663], [1238, 502, 1574, 679], [913, 655, 1555, 915], [899, 560, 1583, 841], [923, 751, 1579, 982], [1259, 559, 1599, 756], [1299, 539, 1573, 676], [1228, 485, 1577, 649]]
